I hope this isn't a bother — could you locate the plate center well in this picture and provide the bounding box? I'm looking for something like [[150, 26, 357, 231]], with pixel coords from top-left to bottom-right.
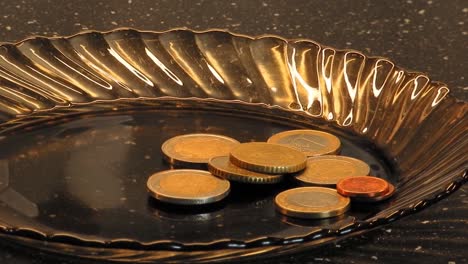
[[0, 103, 392, 243]]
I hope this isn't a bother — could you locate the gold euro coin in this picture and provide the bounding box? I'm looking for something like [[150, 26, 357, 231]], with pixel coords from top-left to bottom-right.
[[146, 169, 230, 205], [229, 142, 307, 174], [208, 156, 283, 184], [267, 129, 341, 156], [162, 133, 240, 165], [275, 187, 350, 219], [295, 155, 370, 187]]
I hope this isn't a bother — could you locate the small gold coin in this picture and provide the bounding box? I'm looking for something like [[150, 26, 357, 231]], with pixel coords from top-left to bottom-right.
[[295, 155, 370, 187], [146, 169, 230, 205], [275, 187, 350, 219], [229, 142, 307, 174], [267, 129, 341, 156], [208, 156, 283, 184], [162, 134, 240, 165]]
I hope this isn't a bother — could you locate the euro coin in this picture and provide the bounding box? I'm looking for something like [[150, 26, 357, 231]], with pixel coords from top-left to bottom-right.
[[146, 169, 230, 205], [295, 155, 370, 187], [336, 176, 389, 198], [162, 133, 240, 165], [275, 187, 350, 219], [229, 142, 307, 174], [267, 129, 341, 156], [208, 156, 283, 184]]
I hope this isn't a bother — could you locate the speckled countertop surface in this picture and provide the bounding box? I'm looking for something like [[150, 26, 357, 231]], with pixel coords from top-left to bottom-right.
[[0, 0, 466, 263]]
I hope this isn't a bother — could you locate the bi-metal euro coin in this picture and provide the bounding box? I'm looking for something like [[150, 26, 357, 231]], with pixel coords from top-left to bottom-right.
[[267, 129, 341, 156], [162, 133, 240, 166], [275, 187, 350, 219], [295, 155, 370, 187], [147, 169, 230, 205]]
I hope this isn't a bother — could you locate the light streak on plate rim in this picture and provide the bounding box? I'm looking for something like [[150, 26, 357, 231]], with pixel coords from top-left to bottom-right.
[[0, 86, 42, 109], [287, 47, 323, 114], [343, 53, 358, 103], [77, 45, 134, 92], [206, 63, 225, 84], [321, 48, 334, 93], [29, 49, 114, 92], [432, 86, 449, 107], [145, 47, 183, 86], [372, 59, 394, 98], [54, 56, 113, 90], [0, 66, 63, 104], [411, 75, 429, 100], [108, 47, 154, 87], [286, 47, 304, 110], [0, 54, 83, 101]]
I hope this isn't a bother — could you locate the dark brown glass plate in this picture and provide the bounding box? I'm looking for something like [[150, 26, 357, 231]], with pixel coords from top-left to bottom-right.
[[0, 29, 465, 263]]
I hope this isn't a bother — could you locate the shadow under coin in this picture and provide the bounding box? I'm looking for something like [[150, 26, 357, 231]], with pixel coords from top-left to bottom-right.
[[146, 197, 227, 222], [226, 180, 295, 206], [279, 213, 355, 228]]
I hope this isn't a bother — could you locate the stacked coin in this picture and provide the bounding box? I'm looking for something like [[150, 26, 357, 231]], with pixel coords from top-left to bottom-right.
[[147, 129, 395, 220], [207, 156, 284, 184], [229, 142, 307, 174]]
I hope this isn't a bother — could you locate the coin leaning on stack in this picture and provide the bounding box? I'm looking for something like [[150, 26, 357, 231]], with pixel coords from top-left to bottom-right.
[[147, 130, 395, 219]]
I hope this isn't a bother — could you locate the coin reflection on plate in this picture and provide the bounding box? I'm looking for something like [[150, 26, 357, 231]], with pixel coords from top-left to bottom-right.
[[280, 214, 355, 228], [146, 169, 230, 205], [275, 187, 350, 219], [147, 198, 225, 222], [267, 129, 341, 156], [162, 133, 240, 166]]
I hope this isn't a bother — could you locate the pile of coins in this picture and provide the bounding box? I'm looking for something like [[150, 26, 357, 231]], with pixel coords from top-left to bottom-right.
[[146, 130, 395, 219]]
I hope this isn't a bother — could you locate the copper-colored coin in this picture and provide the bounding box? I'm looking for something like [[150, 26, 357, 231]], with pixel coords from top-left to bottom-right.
[[146, 169, 230, 205], [336, 176, 389, 198], [162, 134, 240, 165], [275, 187, 350, 219], [229, 142, 307, 174], [295, 155, 370, 187], [267, 129, 341, 156], [352, 183, 396, 203], [208, 156, 283, 184]]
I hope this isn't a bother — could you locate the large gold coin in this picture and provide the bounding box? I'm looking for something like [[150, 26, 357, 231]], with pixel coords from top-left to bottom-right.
[[267, 129, 341, 156], [295, 155, 370, 187], [162, 134, 240, 165], [146, 169, 230, 205], [229, 142, 307, 174], [208, 156, 283, 184], [275, 187, 350, 219]]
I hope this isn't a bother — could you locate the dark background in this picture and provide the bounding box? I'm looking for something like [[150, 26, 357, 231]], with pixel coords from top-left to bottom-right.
[[0, 0, 466, 263]]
